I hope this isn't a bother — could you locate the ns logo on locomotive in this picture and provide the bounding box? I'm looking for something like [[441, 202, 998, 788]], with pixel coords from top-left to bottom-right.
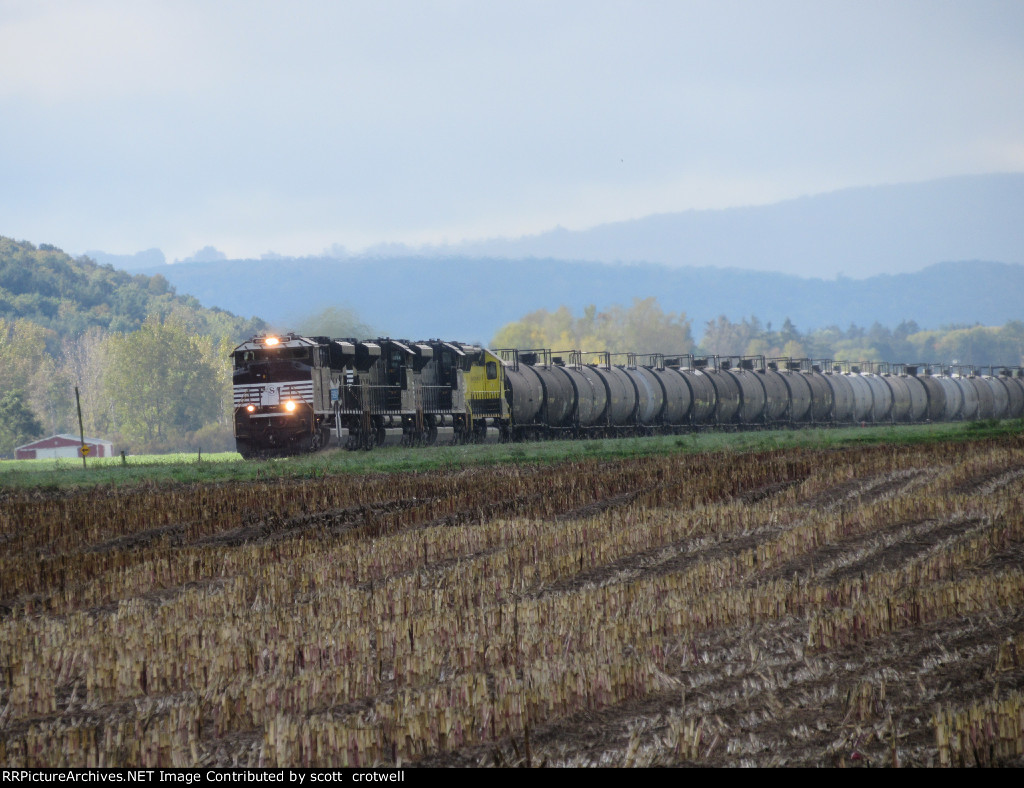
[[231, 333, 1024, 458]]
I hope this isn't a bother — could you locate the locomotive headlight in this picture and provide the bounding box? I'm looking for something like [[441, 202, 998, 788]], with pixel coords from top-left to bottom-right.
[[284, 400, 297, 412], [246, 404, 256, 413], [264, 336, 280, 346]]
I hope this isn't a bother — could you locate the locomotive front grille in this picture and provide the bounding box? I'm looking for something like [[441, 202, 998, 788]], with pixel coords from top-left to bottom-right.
[[467, 391, 502, 416]]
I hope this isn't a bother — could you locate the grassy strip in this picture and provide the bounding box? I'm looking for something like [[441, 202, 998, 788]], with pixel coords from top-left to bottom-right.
[[0, 418, 1021, 490]]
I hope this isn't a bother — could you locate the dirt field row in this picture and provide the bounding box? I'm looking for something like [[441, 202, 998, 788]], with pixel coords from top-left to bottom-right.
[[1, 437, 1023, 767]]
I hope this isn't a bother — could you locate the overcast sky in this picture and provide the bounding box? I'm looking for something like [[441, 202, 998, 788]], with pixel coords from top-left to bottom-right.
[[2, 0, 1023, 263]]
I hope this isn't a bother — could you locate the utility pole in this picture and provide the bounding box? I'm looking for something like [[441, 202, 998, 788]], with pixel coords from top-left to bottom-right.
[[75, 386, 87, 469]]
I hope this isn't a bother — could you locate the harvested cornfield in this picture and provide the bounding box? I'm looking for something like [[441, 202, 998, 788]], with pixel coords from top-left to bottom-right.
[[1, 436, 1023, 767]]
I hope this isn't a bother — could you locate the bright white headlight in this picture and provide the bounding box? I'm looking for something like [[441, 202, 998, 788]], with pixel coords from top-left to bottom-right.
[[284, 400, 297, 412]]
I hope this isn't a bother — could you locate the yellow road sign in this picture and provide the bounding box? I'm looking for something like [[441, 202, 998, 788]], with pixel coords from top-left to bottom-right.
[[79, 445, 90, 457]]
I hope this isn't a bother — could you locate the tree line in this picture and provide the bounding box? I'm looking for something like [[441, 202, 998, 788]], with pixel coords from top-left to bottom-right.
[[491, 298, 1024, 369]]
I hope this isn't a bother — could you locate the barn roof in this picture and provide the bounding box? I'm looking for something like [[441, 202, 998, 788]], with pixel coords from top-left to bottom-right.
[[15, 434, 114, 451]]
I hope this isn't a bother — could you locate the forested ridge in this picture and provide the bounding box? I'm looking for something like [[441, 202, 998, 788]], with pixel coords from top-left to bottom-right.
[[0, 237, 263, 344], [0, 237, 266, 457]]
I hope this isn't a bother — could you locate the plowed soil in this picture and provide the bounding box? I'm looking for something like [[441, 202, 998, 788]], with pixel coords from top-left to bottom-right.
[[2, 436, 1023, 768]]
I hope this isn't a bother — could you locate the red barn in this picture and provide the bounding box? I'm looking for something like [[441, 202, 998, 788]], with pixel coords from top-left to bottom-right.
[[14, 434, 115, 460]]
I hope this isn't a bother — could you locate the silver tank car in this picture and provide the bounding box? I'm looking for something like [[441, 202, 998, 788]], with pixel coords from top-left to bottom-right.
[[906, 366, 946, 422], [819, 363, 855, 422], [774, 361, 813, 422], [839, 364, 874, 422], [859, 366, 894, 422], [967, 373, 997, 419], [721, 358, 768, 423], [894, 366, 929, 422], [667, 358, 716, 424], [759, 362, 792, 422], [700, 358, 741, 424], [998, 369, 1024, 418], [554, 354, 609, 428], [590, 360, 638, 427], [982, 373, 1011, 419], [953, 373, 980, 420], [932, 368, 964, 420], [645, 356, 692, 425], [626, 363, 666, 426]]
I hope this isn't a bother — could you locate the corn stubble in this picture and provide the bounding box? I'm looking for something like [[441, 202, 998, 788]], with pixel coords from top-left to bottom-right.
[[1, 438, 1023, 767]]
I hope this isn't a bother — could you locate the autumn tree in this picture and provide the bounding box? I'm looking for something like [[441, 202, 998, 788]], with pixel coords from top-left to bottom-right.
[[491, 298, 693, 356]]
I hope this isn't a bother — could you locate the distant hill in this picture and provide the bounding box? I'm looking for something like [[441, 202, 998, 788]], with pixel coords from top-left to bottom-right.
[[0, 237, 265, 342], [448, 173, 1024, 278], [127, 255, 1024, 345], [89, 172, 1024, 343], [85, 248, 167, 271]]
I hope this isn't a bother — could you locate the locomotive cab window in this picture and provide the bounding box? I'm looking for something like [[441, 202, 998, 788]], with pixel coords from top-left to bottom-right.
[[486, 361, 497, 380]]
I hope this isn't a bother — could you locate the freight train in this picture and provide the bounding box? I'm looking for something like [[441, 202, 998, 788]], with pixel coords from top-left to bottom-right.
[[231, 333, 1024, 458]]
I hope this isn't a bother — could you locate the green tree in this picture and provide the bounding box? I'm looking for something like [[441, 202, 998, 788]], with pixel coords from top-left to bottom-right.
[[0, 389, 44, 457], [102, 315, 227, 452]]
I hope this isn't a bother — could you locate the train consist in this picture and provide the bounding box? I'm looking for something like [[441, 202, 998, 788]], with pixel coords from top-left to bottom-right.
[[231, 333, 1024, 457]]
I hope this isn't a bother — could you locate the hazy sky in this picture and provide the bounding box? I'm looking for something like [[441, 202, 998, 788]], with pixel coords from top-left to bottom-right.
[[2, 0, 1023, 263]]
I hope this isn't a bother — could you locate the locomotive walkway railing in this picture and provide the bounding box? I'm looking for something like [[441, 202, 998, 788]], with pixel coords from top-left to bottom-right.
[[419, 385, 454, 413], [336, 384, 404, 414]]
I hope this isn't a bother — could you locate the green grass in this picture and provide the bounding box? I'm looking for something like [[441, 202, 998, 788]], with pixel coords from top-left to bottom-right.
[[1, 419, 1021, 490]]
